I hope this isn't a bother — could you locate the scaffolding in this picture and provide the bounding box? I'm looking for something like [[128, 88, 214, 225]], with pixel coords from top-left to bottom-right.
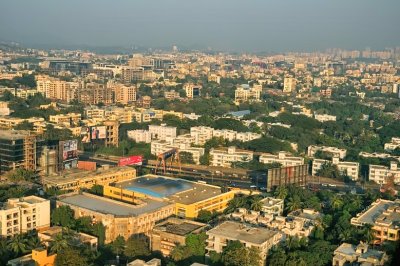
[[154, 148, 181, 175]]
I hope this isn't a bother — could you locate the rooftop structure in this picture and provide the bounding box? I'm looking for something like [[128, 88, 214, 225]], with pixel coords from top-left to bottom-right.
[[333, 242, 388, 266]]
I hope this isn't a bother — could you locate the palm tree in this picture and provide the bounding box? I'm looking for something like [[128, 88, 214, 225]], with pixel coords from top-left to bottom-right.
[[286, 195, 301, 212], [274, 186, 288, 200], [285, 236, 300, 251], [331, 194, 344, 210], [250, 197, 263, 212], [27, 236, 44, 250], [50, 233, 69, 253], [7, 234, 28, 255], [363, 224, 375, 244], [339, 229, 352, 243]]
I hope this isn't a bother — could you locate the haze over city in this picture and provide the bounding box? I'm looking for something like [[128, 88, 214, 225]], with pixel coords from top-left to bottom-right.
[[1, 0, 399, 52]]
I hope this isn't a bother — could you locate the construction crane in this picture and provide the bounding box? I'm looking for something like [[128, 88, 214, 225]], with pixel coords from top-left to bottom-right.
[[154, 148, 181, 175]]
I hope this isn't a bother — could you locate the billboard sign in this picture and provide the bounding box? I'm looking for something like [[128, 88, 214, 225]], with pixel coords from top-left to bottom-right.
[[91, 126, 106, 140], [118, 155, 143, 166], [62, 140, 78, 162]]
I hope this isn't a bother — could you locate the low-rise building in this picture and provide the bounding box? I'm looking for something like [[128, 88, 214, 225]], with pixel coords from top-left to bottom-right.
[[184, 83, 202, 99], [57, 192, 175, 243], [259, 152, 304, 167], [149, 124, 177, 141], [42, 166, 136, 191], [314, 114, 337, 122], [312, 157, 359, 180], [151, 141, 204, 164], [332, 242, 388, 266], [384, 137, 400, 151], [7, 248, 56, 266], [38, 226, 98, 251], [369, 162, 400, 184], [0, 196, 50, 237], [260, 197, 284, 216], [49, 113, 81, 127], [206, 221, 282, 266], [351, 199, 400, 244], [234, 84, 261, 104], [151, 218, 206, 256], [209, 146, 253, 167], [307, 145, 347, 159], [127, 258, 161, 266]]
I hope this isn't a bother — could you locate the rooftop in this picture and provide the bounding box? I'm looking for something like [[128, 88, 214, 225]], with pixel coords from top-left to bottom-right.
[[0, 130, 31, 140], [207, 221, 278, 245], [153, 218, 205, 236], [58, 192, 171, 217], [353, 199, 398, 225]]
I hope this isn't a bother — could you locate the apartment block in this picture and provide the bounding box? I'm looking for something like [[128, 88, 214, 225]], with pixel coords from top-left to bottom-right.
[[206, 221, 282, 266], [127, 129, 152, 143], [112, 84, 137, 104], [369, 162, 400, 184], [104, 120, 119, 147], [148, 124, 177, 141], [190, 126, 214, 145], [164, 90, 181, 100], [333, 242, 387, 266], [151, 218, 206, 256], [36, 75, 79, 102], [351, 199, 400, 244], [283, 77, 296, 92], [184, 83, 202, 99], [0, 196, 50, 237], [260, 197, 284, 216], [312, 157, 359, 180], [209, 146, 253, 167], [0, 116, 46, 133], [307, 145, 347, 159], [151, 141, 204, 164], [49, 113, 81, 127], [259, 152, 304, 167], [234, 84, 261, 104]]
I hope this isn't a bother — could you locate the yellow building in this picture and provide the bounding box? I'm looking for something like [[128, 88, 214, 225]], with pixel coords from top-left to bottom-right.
[[42, 166, 136, 191], [8, 248, 56, 266], [104, 174, 236, 219]]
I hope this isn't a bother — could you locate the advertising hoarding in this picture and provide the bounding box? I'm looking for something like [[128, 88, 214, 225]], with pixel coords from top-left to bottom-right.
[[62, 140, 78, 162], [91, 126, 106, 140], [118, 155, 143, 166]]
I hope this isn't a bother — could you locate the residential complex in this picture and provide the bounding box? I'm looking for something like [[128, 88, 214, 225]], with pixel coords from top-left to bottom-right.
[[308, 145, 347, 159], [234, 84, 261, 104], [259, 151, 304, 167], [209, 146, 253, 167], [332, 242, 388, 266], [312, 156, 360, 180], [0, 196, 50, 237], [369, 162, 400, 184], [206, 221, 282, 265]]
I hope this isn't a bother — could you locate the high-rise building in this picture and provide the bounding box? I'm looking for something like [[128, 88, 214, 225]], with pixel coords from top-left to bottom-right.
[[104, 120, 119, 147], [283, 77, 296, 93], [184, 84, 202, 99]]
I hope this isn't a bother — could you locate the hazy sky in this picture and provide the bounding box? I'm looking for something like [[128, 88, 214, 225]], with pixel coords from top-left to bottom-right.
[[0, 0, 399, 52]]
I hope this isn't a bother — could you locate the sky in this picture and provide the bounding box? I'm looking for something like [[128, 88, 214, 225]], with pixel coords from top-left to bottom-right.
[[0, 0, 399, 52]]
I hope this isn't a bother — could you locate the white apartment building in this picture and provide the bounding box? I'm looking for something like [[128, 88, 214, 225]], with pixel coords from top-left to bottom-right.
[[235, 132, 262, 142], [151, 141, 204, 164], [0, 196, 50, 237], [384, 137, 400, 151], [259, 152, 304, 167], [260, 197, 284, 216], [307, 145, 347, 159], [209, 146, 253, 167], [213, 129, 237, 142], [206, 221, 282, 266], [127, 130, 152, 143], [312, 157, 359, 180], [314, 114, 337, 122], [369, 162, 400, 185], [234, 85, 261, 104], [183, 84, 202, 99], [190, 127, 261, 145], [190, 126, 214, 145], [283, 77, 296, 92], [85, 107, 106, 120], [148, 124, 177, 141]]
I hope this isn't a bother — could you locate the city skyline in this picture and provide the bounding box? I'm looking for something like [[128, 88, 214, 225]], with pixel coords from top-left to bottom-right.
[[1, 0, 399, 52]]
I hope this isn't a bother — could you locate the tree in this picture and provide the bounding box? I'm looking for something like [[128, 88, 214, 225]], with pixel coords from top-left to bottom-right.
[[111, 235, 125, 255], [196, 210, 213, 223], [250, 196, 263, 211], [91, 222, 106, 246], [316, 162, 342, 179], [274, 186, 288, 200], [6, 168, 36, 182], [180, 151, 195, 164], [185, 232, 207, 257], [89, 184, 103, 196], [124, 237, 150, 259], [7, 234, 28, 255], [50, 233, 69, 253], [55, 247, 88, 266], [331, 194, 344, 210], [286, 195, 302, 212], [14, 120, 34, 131], [51, 206, 75, 228], [222, 241, 261, 266], [170, 245, 191, 262]]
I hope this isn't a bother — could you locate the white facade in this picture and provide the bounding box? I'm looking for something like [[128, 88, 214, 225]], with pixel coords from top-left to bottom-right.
[[259, 152, 304, 167], [314, 114, 337, 122], [0, 196, 50, 237], [307, 145, 347, 159], [148, 124, 177, 141], [209, 146, 253, 167], [127, 130, 152, 143], [151, 140, 204, 164], [369, 162, 400, 185], [384, 137, 400, 151], [312, 157, 359, 180], [190, 127, 261, 145], [234, 85, 261, 104]]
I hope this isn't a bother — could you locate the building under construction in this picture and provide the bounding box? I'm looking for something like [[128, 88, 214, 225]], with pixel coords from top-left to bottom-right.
[[0, 130, 39, 174], [266, 164, 309, 191]]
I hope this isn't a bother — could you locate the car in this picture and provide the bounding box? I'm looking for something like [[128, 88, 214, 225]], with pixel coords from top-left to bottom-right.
[[250, 185, 257, 189], [260, 187, 267, 191]]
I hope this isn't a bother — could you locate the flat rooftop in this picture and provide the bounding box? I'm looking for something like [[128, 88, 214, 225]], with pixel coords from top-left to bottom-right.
[[154, 220, 204, 236], [115, 175, 224, 204], [58, 193, 171, 217], [207, 221, 278, 245], [355, 200, 396, 225], [0, 130, 31, 140], [43, 166, 135, 185]]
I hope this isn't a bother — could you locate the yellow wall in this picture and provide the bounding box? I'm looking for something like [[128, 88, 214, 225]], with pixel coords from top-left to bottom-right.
[[32, 249, 56, 266]]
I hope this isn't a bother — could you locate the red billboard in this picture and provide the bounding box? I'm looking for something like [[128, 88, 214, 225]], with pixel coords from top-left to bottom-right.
[[118, 155, 143, 166]]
